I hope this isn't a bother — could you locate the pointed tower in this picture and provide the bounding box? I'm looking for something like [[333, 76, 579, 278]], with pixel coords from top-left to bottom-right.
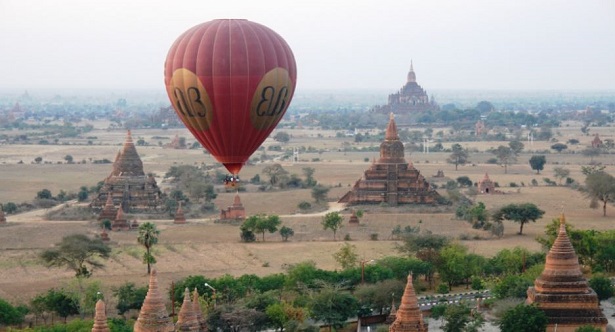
[[135, 270, 174, 332], [406, 60, 416, 83], [176, 288, 200, 331], [112, 207, 130, 231], [90, 130, 162, 212], [98, 194, 117, 222], [0, 205, 6, 224], [389, 274, 427, 332], [385, 297, 397, 324], [339, 115, 440, 206], [174, 202, 187, 224], [373, 61, 437, 114], [92, 299, 110, 332], [477, 173, 495, 194], [192, 288, 207, 331], [526, 214, 607, 332]]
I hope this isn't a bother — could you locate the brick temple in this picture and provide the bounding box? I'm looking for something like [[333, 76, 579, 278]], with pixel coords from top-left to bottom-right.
[[389, 274, 428, 332], [372, 62, 438, 114], [219, 193, 246, 221], [134, 270, 174, 332], [338, 114, 441, 206], [90, 130, 163, 213], [526, 214, 608, 332]]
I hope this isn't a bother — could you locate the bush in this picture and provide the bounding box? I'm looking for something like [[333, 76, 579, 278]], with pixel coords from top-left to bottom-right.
[[369, 233, 379, 241], [471, 277, 485, 290], [588, 274, 615, 301], [343, 234, 352, 241], [298, 201, 312, 210], [437, 283, 449, 294], [240, 229, 256, 242]]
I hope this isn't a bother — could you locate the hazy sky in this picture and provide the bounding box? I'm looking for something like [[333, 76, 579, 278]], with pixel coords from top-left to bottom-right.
[[1, 0, 614, 92]]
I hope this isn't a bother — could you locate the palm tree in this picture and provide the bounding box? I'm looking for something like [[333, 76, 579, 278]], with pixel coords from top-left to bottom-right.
[[137, 222, 160, 274]]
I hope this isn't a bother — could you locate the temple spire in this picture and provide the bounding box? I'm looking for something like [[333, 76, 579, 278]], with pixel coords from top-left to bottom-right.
[[389, 274, 427, 332], [92, 300, 110, 332], [176, 288, 200, 331], [385, 113, 399, 141], [134, 270, 174, 332], [407, 61, 416, 83]]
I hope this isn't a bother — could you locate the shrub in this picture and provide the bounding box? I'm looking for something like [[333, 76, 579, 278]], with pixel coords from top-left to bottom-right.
[[298, 201, 312, 210], [437, 283, 449, 294], [343, 234, 352, 241], [369, 233, 379, 241]]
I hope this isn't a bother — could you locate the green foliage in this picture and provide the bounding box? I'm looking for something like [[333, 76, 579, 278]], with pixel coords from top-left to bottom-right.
[[529, 155, 546, 174], [583, 171, 615, 216], [354, 279, 405, 315], [37, 188, 53, 200], [498, 304, 548, 332], [492, 275, 533, 298], [279, 226, 295, 241], [0, 298, 25, 326], [588, 274, 615, 301], [297, 201, 312, 210], [447, 143, 469, 170], [273, 131, 291, 143], [456, 176, 473, 187], [2, 202, 18, 214], [551, 142, 568, 153], [309, 287, 359, 329], [442, 303, 484, 332], [575, 326, 603, 332], [332, 242, 358, 269], [553, 166, 570, 185], [38, 288, 80, 323], [311, 185, 329, 203], [492, 202, 545, 235], [113, 282, 147, 315], [242, 214, 281, 242], [321, 212, 343, 240], [40, 234, 111, 278], [491, 145, 516, 174], [137, 222, 160, 274], [437, 283, 449, 294]]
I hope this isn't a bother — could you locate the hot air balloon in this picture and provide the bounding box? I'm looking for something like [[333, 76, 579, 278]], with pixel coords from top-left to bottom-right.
[[164, 19, 297, 185]]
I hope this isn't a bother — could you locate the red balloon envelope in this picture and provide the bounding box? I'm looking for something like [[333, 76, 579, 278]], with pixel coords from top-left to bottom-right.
[[164, 19, 297, 175]]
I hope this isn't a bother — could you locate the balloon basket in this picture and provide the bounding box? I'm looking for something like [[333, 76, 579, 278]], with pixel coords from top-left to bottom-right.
[[223, 175, 240, 188]]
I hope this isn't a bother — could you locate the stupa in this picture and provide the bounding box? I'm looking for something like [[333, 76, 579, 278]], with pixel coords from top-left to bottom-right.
[[348, 211, 359, 226], [385, 298, 397, 324], [477, 173, 495, 194], [389, 274, 428, 332], [112, 208, 130, 231], [339, 114, 441, 206], [97, 194, 117, 222], [92, 299, 110, 332], [100, 227, 110, 242], [0, 205, 6, 224], [219, 193, 246, 221], [90, 130, 163, 213], [134, 270, 174, 332], [372, 62, 438, 114], [192, 288, 207, 331], [591, 134, 603, 148], [174, 202, 187, 224], [176, 288, 201, 331], [526, 214, 608, 332]]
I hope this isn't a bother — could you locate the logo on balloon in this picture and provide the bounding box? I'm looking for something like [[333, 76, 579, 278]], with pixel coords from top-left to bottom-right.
[[250, 68, 294, 130], [167, 68, 213, 130]]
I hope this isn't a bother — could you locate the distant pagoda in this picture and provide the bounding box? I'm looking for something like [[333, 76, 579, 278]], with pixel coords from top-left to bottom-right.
[[389, 274, 428, 332], [219, 193, 246, 221], [526, 214, 608, 332], [112, 208, 130, 231], [97, 194, 117, 222], [90, 130, 163, 213], [174, 202, 187, 224], [372, 61, 438, 114], [339, 114, 441, 206], [134, 270, 174, 332]]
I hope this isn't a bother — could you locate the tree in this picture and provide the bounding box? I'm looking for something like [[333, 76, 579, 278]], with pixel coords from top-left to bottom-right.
[[528, 155, 546, 174], [137, 222, 160, 274], [273, 131, 290, 143], [322, 212, 343, 240], [456, 176, 473, 187], [311, 185, 329, 204], [553, 167, 570, 185], [77, 186, 89, 202], [309, 287, 359, 330], [34, 156, 43, 164], [263, 163, 289, 187], [112, 282, 147, 316], [332, 242, 358, 269], [509, 140, 524, 155], [583, 171, 615, 217], [279, 226, 295, 242], [582, 147, 602, 162], [43, 289, 80, 323], [302, 167, 317, 187], [447, 143, 469, 171], [41, 234, 111, 278], [0, 298, 25, 327], [397, 232, 449, 288], [575, 326, 603, 332], [492, 203, 545, 235], [37, 189, 53, 200], [492, 145, 516, 174], [64, 154, 74, 163], [442, 303, 484, 332], [588, 274, 615, 300], [551, 143, 568, 153], [498, 304, 547, 332], [242, 214, 281, 242]]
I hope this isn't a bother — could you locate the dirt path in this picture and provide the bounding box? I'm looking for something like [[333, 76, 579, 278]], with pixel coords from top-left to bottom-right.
[[7, 200, 79, 223]]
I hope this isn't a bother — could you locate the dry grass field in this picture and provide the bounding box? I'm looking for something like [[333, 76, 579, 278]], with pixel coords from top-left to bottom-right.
[[1, 123, 614, 304]]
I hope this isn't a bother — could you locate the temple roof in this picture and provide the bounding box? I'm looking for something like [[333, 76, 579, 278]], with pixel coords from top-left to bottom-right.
[[385, 113, 400, 141], [134, 270, 174, 332], [111, 130, 145, 177], [174, 202, 186, 224], [407, 61, 416, 83], [192, 288, 207, 331], [389, 274, 427, 332], [233, 193, 242, 206], [533, 214, 589, 294]]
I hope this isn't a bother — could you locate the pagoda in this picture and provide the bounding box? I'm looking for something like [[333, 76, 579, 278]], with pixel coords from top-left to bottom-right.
[[112, 208, 130, 231], [338, 114, 441, 206], [0, 205, 6, 224], [372, 62, 438, 114], [134, 270, 175, 332], [97, 194, 117, 222], [192, 288, 207, 331], [92, 300, 110, 332], [90, 130, 163, 213], [176, 288, 201, 331], [526, 214, 608, 332], [477, 173, 495, 194], [389, 274, 428, 332], [219, 193, 246, 221], [174, 202, 187, 224], [591, 134, 603, 148]]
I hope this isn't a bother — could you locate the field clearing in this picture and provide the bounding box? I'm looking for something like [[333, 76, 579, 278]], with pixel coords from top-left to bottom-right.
[[1, 125, 615, 304]]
